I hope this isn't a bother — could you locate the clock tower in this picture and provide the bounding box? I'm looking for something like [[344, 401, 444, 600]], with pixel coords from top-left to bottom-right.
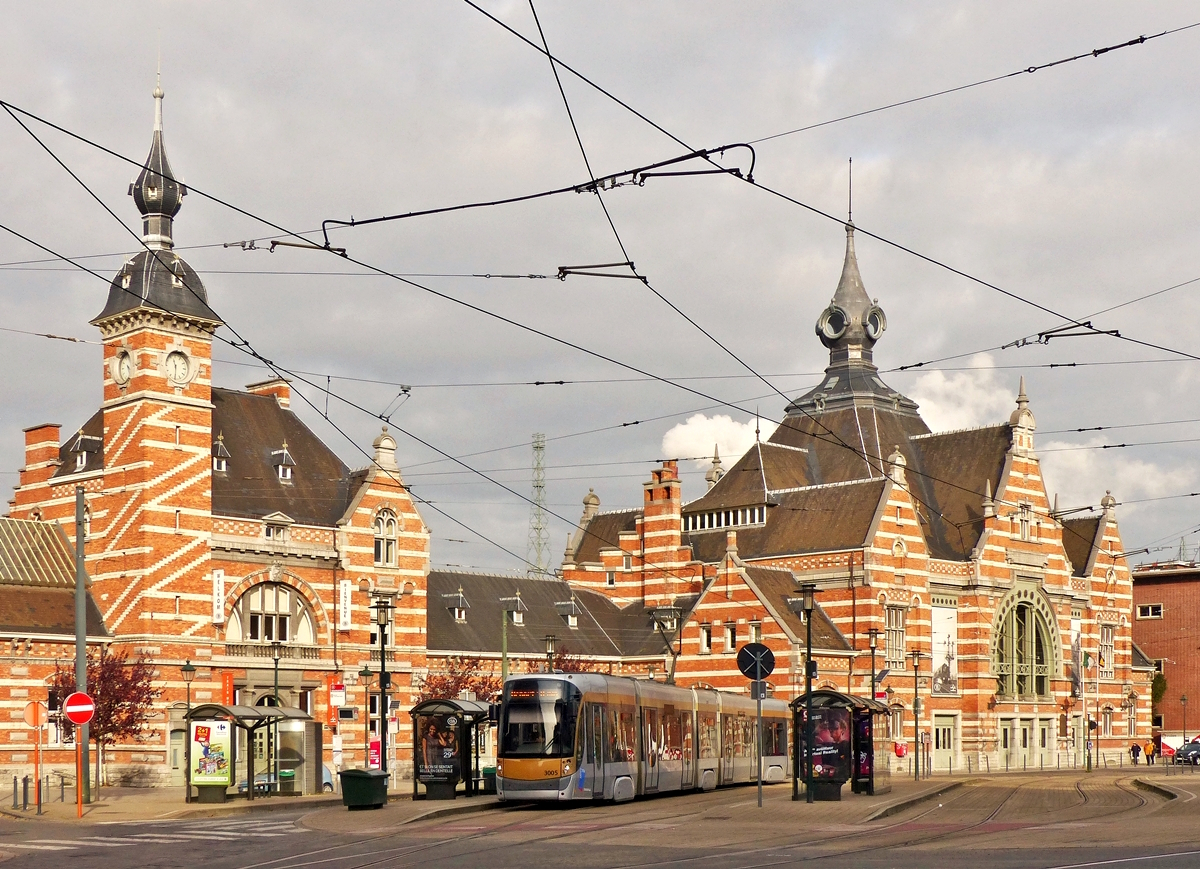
[[88, 80, 222, 639]]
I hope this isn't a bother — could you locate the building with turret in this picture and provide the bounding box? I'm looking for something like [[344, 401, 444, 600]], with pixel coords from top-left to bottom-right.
[[562, 222, 1154, 772]]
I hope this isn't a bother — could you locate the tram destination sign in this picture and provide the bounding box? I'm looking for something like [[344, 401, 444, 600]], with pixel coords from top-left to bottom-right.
[[737, 643, 775, 681]]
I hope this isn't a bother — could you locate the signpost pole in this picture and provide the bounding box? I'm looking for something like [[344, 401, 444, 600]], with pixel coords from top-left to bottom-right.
[[756, 677, 763, 809], [74, 486, 90, 805], [735, 642, 774, 810], [34, 716, 41, 815], [75, 741, 82, 818]]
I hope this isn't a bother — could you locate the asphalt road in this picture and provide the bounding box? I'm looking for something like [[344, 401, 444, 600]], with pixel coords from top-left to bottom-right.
[[2, 772, 1198, 869]]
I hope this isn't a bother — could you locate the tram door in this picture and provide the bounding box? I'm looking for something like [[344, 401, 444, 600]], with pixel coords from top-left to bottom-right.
[[680, 713, 694, 788], [643, 708, 660, 791], [586, 704, 605, 798]]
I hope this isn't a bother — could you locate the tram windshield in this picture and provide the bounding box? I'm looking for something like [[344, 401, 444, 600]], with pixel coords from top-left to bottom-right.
[[500, 679, 582, 759]]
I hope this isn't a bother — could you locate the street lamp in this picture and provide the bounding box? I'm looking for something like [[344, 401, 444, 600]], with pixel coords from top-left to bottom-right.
[[271, 641, 282, 791], [867, 628, 881, 702], [359, 665, 373, 769], [911, 649, 926, 781], [1183, 694, 1189, 747], [544, 634, 557, 672], [801, 584, 816, 803], [371, 598, 394, 776], [181, 660, 196, 804]]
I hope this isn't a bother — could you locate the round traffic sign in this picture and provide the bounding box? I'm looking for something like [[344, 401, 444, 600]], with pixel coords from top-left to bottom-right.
[[63, 692, 95, 725], [22, 701, 48, 728], [737, 643, 775, 680]]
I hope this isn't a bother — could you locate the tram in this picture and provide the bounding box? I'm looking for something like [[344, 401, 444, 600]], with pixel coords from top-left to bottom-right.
[[496, 673, 790, 802]]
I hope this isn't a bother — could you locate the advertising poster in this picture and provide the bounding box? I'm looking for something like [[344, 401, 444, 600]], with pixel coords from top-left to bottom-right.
[[190, 720, 232, 786], [369, 738, 381, 770], [931, 606, 959, 695], [798, 708, 851, 782], [854, 711, 873, 783], [416, 713, 461, 784], [1070, 617, 1082, 697]]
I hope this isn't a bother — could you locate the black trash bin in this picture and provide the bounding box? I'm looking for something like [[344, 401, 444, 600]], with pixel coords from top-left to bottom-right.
[[278, 769, 297, 796], [339, 769, 389, 809]]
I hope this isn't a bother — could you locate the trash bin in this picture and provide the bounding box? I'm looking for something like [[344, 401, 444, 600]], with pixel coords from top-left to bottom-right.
[[481, 768, 496, 795], [278, 769, 296, 796], [338, 769, 389, 809]]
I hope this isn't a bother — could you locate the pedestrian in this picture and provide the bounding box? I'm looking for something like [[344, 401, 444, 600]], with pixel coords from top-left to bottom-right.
[[1144, 740, 1155, 765], [1130, 742, 1141, 765]]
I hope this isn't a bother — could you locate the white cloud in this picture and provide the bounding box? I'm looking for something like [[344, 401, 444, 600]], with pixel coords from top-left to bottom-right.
[[908, 354, 1015, 432], [661, 414, 778, 470], [1038, 438, 1194, 516]]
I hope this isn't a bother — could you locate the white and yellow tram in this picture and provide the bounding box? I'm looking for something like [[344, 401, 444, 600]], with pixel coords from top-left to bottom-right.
[[496, 673, 790, 802]]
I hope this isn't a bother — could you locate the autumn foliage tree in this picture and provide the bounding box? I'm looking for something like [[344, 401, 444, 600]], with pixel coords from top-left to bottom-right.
[[52, 646, 161, 786], [420, 656, 502, 702], [552, 645, 598, 673]]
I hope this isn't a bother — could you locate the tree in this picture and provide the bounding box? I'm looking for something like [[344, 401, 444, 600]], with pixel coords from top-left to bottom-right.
[[1152, 672, 1168, 710], [51, 646, 161, 788], [552, 644, 598, 673], [420, 656, 502, 702]]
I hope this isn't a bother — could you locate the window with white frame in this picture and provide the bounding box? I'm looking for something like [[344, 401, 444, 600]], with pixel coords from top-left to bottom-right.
[[885, 606, 906, 669], [606, 571, 615, 587], [1099, 624, 1115, 679], [699, 624, 712, 654], [1018, 504, 1032, 541], [890, 706, 904, 739], [374, 510, 397, 566], [1102, 707, 1113, 736], [623, 555, 632, 571], [749, 622, 762, 644], [369, 623, 393, 647], [225, 582, 316, 645], [724, 623, 736, 652], [264, 523, 287, 543], [1136, 604, 1163, 619], [1127, 700, 1137, 735]]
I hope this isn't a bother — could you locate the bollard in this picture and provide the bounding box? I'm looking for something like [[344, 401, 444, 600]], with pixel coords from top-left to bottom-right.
[[986, 755, 990, 773], [950, 756, 953, 777], [36, 775, 41, 816], [22, 776, 28, 811], [11, 777, 16, 809], [968, 755, 972, 774], [1023, 757, 1026, 772], [60, 774, 65, 802], [1040, 755, 1044, 772], [1005, 755, 1009, 772]]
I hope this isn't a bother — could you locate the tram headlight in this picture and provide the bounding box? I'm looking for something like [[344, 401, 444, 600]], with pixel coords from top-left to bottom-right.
[[496, 761, 503, 776]]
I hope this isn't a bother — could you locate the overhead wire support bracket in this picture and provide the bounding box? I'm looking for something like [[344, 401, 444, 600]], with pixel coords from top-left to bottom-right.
[[1035, 320, 1121, 343], [557, 261, 644, 282], [317, 143, 756, 252], [269, 239, 346, 256]]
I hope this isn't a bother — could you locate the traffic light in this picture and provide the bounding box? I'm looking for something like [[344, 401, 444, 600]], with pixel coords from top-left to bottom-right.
[[1088, 719, 1098, 731]]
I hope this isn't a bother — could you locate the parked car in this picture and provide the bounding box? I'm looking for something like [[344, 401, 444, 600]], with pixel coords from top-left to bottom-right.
[[237, 767, 335, 793], [1173, 742, 1200, 765], [322, 764, 334, 793]]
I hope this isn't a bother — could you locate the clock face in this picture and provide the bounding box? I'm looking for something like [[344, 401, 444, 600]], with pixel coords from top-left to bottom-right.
[[165, 351, 190, 384], [114, 351, 132, 384]]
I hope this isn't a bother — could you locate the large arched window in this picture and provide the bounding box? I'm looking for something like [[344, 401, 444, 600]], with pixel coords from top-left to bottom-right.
[[994, 601, 1054, 698], [374, 510, 397, 566], [226, 582, 315, 645]]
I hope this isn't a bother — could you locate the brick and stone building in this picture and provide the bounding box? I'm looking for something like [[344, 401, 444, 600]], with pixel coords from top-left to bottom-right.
[[7, 86, 432, 784], [1131, 559, 1200, 749], [562, 223, 1155, 772]]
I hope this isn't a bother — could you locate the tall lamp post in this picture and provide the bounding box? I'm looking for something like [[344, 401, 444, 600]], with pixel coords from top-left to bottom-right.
[[358, 665, 373, 769], [544, 634, 557, 673], [181, 660, 196, 803], [271, 641, 282, 791], [911, 649, 926, 781], [1183, 694, 1189, 748], [371, 598, 394, 776], [801, 584, 816, 803], [867, 629, 881, 701]]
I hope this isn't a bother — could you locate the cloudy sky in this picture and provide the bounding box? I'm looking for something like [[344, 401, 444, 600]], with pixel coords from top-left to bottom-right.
[[3, 2, 1199, 571]]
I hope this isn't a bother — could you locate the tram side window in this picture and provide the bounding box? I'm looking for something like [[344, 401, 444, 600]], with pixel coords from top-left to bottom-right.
[[681, 714, 693, 761], [699, 714, 717, 759], [663, 714, 683, 761], [606, 708, 636, 763], [742, 718, 755, 758], [765, 720, 788, 757]]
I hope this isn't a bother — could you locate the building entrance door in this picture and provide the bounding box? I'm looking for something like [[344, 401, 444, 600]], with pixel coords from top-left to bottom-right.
[[933, 715, 955, 773], [170, 730, 185, 786]]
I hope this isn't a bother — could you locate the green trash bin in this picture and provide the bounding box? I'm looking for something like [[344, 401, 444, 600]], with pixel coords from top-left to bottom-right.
[[338, 769, 389, 809], [481, 768, 496, 795], [278, 769, 296, 796]]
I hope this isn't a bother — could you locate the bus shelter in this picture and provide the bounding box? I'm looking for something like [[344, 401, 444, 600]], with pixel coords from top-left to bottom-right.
[[185, 704, 321, 802], [410, 698, 491, 800], [791, 690, 891, 800]]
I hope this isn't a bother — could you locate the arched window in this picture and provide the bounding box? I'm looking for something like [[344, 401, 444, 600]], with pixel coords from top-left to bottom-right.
[[225, 582, 315, 646], [374, 510, 397, 566], [994, 601, 1053, 698]]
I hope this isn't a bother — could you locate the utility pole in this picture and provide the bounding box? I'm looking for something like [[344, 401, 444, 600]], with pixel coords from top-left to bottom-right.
[[527, 433, 549, 576], [74, 486, 90, 804]]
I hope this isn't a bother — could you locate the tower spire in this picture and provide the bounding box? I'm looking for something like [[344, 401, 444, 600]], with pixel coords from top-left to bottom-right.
[[847, 157, 853, 224], [130, 76, 185, 250]]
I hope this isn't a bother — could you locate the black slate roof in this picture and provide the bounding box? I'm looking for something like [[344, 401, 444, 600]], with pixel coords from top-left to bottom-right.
[[93, 250, 220, 325], [572, 510, 639, 565], [211, 388, 356, 526], [1062, 514, 1103, 577], [740, 564, 853, 652], [426, 569, 670, 659]]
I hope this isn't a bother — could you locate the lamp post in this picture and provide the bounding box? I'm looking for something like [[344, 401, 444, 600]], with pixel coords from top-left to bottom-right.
[[271, 641, 282, 791], [544, 634, 557, 673], [867, 628, 881, 701], [358, 665, 373, 769], [371, 598, 393, 776], [801, 584, 816, 803], [1183, 694, 1189, 747], [911, 649, 927, 781], [181, 660, 196, 804]]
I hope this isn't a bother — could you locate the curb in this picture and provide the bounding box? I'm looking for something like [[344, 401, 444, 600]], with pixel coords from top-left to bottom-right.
[[399, 798, 508, 825], [864, 780, 965, 821], [1131, 778, 1179, 801]]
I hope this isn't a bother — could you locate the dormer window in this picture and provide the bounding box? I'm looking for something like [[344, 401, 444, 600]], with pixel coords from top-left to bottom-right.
[[121, 273, 132, 290], [512, 610, 524, 626], [443, 587, 469, 623], [556, 598, 581, 629], [212, 434, 230, 475], [503, 591, 529, 626], [272, 441, 296, 483], [76, 452, 87, 471], [566, 613, 578, 628], [264, 524, 287, 543]]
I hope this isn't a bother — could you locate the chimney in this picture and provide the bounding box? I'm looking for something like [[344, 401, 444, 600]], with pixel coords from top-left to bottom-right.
[[246, 377, 291, 408], [21, 423, 62, 488]]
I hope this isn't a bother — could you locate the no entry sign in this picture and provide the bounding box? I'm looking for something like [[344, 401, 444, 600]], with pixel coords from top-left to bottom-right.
[[63, 692, 95, 725]]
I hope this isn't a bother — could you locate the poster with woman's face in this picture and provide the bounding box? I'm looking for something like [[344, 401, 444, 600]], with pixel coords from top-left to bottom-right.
[[416, 713, 461, 783], [800, 708, 851, 782]]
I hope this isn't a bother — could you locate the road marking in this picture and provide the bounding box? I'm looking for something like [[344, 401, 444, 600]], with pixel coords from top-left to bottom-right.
[[3, 844, 77, 851], [1042, 849, 1200, 869]]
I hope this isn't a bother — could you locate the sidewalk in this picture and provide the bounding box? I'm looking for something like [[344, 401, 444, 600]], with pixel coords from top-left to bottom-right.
[[0, 781, 446, 824]]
